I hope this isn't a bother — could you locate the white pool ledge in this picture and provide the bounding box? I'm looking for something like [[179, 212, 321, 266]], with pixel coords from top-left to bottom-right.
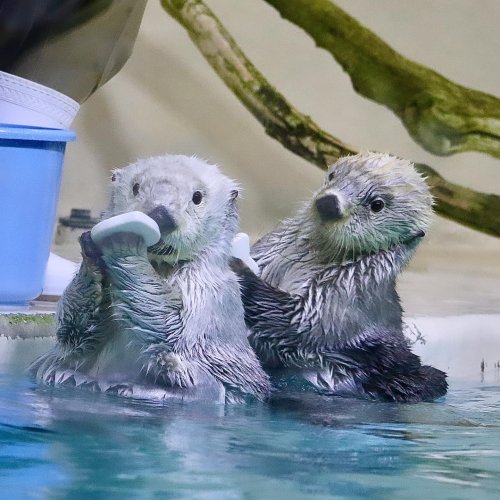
[[0, 312, 499, 385]]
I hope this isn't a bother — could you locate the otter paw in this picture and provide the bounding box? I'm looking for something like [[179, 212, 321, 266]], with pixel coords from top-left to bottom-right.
[[80, 231, 103, 262], [230, 257, 251, 275], [99, 232, 148, 258], [157, 351, 183, 370], [145, 350, 195, 389]]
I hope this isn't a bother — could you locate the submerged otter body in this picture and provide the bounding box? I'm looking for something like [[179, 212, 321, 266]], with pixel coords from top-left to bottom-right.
[[31, 155, 271, 403], [235, 153, 447, 402]]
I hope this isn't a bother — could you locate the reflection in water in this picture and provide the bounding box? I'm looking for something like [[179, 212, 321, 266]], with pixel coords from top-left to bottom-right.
[[1, 373, 500, 498]]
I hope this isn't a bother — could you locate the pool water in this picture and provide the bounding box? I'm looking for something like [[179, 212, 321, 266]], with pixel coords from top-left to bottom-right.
[[1, 369, 500, 499]]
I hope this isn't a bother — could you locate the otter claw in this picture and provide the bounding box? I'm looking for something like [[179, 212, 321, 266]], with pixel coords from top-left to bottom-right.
[[80, 231, 103, 261], [230, 257, 251, 275]]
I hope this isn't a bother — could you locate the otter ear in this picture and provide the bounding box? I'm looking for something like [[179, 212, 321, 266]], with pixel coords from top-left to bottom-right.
[[230, 190, 239, 200], [110, 169, 122, 183]]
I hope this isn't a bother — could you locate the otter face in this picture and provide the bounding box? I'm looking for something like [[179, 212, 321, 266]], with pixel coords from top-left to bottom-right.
[[105, 155, 239, 263], [311, 153, 433, 262]]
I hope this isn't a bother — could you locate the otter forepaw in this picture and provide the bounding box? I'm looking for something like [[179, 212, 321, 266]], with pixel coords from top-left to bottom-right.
[[230, 257, 250, 275], [80, 231, 103, 263], [99, 232, 148, 258], [143, 348, 196, 389]]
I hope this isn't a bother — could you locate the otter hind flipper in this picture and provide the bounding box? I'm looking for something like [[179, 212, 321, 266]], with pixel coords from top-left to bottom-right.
[[410, 364, 448, 402], [327, 329, 447, 402]]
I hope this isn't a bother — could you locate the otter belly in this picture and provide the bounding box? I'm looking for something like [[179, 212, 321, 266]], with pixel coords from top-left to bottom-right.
[[86, 331, 143, 383]]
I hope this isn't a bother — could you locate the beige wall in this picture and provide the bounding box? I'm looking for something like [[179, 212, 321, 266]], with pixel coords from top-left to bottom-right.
[[59, 0, 500, 314]]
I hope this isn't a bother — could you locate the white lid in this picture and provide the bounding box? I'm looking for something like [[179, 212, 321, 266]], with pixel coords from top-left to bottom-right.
[[0, 71, 79, 128], [91, 211, 161, 247], [231, 232, 260, 275]]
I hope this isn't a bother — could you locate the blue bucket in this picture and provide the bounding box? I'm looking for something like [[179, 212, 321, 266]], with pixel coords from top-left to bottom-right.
[[0, 124, 76, 305]]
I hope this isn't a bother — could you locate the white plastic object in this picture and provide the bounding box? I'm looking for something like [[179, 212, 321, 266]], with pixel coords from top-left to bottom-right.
[[42, 252, 79, 297], [231, 233, 260, 275], [91, 211, 161, 247], [0, 71, 79, 128]]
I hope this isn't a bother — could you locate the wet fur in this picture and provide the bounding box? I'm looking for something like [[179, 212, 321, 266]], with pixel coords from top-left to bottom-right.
[[236, 152, 447, 402], [31, 155, 271, 403]]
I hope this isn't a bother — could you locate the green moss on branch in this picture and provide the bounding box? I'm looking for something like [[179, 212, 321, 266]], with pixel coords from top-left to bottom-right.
[[264, 0, 500, 159], [161, 0, 355, 166]]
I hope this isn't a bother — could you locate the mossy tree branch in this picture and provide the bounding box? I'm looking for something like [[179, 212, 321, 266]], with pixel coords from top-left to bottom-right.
[[415, 163, 500, 236], [160, 0, 500, 237], [264, 0, 500, 160], [161, 0, 355, 165]]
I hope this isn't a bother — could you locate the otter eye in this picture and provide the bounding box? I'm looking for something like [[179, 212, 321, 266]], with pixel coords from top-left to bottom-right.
[[370, 199, 385, 213], [132, 182, 140, 196], [192, 191, 203, 205], [111, 174, 116, 182], [328, 172, 334, 182]]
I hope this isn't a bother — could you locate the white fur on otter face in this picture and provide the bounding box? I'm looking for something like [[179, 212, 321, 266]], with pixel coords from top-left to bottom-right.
[[253, 152, 433, 294], [104, 155, 239, 265], [311, 153, 433, 263]]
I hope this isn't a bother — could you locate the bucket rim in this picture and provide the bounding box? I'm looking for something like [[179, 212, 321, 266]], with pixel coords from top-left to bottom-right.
[[0, 123, 76, 142]]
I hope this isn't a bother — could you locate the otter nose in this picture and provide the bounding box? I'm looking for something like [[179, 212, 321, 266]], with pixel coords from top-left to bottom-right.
[[315, 194, 343, 221], [147, 206, 177, 233]]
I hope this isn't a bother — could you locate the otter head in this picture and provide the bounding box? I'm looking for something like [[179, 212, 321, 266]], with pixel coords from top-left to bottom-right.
[[310, 152, 432, 265], [104, 155, 239, 264]]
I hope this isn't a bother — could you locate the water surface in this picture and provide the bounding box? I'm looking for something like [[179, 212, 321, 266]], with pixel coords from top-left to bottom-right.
[[1, 370, 500, 499]]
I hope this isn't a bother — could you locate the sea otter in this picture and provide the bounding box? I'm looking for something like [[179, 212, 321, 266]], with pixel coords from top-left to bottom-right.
[[234, 152, 447, 402], [31, 155, 271, 403]]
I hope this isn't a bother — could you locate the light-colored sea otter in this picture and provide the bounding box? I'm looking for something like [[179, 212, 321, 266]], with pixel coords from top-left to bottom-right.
[[31, 155, 271, 403], [234, 152, 447, 402]]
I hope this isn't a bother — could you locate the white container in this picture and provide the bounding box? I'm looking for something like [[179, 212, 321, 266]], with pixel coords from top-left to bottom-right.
[[0, 71, 79, 128]]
